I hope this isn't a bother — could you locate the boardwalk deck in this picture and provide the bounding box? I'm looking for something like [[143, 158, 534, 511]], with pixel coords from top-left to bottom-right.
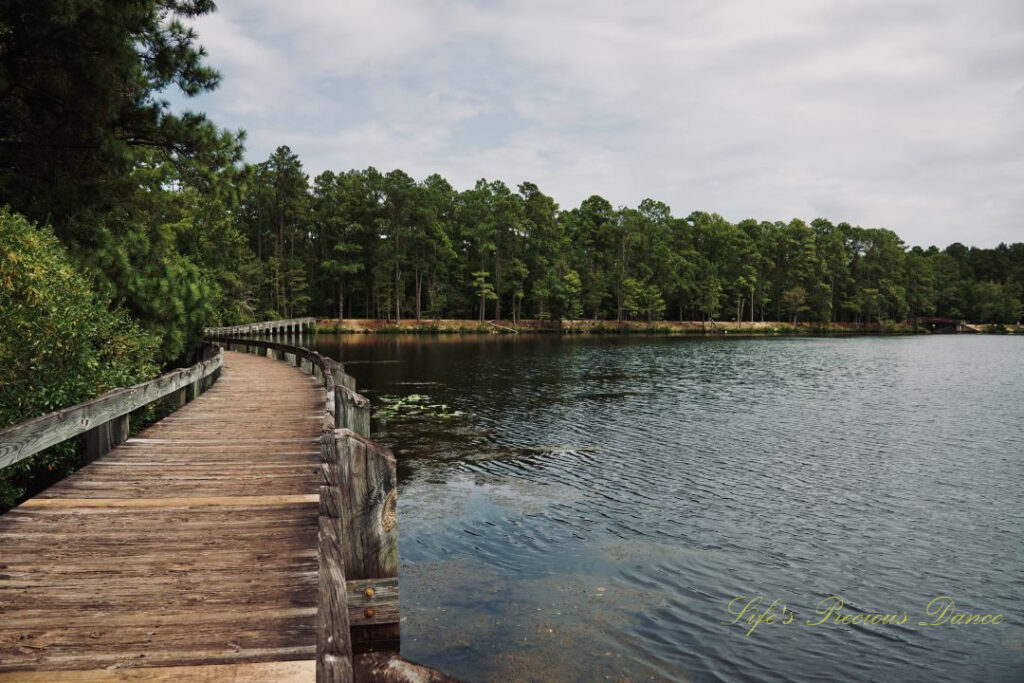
[[0, 351, 324, 680]]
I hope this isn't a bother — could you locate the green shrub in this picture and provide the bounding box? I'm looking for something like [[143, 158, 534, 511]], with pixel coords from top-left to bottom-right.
[[0, 209, 159, 508]]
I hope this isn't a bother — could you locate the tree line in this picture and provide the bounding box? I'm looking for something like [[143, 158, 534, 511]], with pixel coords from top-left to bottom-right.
[[2, 0, 1021, 504], [239, 147, 1023, 327], [4, 0, 1021, 508], [2, 2, 1021, 377]]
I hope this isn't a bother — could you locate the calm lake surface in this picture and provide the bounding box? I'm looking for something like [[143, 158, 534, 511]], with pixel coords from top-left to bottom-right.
[[309, 334, 1024, 682]]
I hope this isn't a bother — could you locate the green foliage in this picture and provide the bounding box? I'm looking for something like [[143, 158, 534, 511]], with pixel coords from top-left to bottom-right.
[[472, 271, 498, 322], [0, 209, 158, 508], [1, 0, 253, 362], [0, 0, 228, 228], [969, 281, 1021, 324], [226, 146, 1023, 327], [781, 286, 809, 324]]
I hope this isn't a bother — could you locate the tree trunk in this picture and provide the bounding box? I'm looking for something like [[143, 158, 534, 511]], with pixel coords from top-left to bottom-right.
[[428, 271, 437, 321], [831, 277, 838, 323], [479, 254, 487, 323], [494, 245, 502, 321], [415, 268, 423, 321], [616, 276, 623, 323], [394, 261, 401, 323], [617, 236, 625, 322], [278, 216, 284, 314], [338, 277, 345, 322]]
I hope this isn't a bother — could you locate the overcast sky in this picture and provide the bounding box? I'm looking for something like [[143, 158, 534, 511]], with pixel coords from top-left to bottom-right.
[[179, 0, 1024, 248]]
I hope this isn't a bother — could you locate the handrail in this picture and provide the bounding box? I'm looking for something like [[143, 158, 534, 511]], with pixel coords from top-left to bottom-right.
[[204, 317, 317, 337], [0, 324, 426, 680], [207, 336, 368, 437], [0, 342, 223, 470], [208, 335, 395, 682]]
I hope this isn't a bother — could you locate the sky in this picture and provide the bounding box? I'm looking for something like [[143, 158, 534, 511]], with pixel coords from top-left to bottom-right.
[[177, 0, 1024, 248]]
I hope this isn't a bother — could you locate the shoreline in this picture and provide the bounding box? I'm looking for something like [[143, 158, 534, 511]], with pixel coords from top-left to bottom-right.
[[311, 318, 1021, 336]]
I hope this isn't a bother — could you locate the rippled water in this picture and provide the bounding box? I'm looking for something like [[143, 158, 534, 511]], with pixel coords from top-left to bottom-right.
[[309, 334, 1024, 682]]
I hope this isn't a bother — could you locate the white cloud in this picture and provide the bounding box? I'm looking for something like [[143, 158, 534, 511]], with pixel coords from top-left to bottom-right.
[[181, 0, 1024, 247]]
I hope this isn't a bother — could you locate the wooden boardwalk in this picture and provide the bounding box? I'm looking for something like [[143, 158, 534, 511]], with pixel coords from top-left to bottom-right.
[[0, 351, 325, 680]]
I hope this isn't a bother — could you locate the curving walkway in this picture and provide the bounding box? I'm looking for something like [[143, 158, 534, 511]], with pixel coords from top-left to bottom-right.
[[0, 351, 324, 681]]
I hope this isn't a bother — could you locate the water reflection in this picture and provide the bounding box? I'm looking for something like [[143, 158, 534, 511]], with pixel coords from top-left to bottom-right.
[[310, 334, 1024, 682]]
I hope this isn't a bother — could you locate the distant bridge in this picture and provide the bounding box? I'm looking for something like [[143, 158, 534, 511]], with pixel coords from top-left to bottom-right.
[[205, 317, 317, 338], [914, 317, 981, 334]]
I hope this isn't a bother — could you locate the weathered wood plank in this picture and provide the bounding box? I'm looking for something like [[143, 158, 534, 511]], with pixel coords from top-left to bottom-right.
[[329, 430, 398, 582], [346, 577, 400, 627], [336, 387, 371, 437], [0, 344, 223, 470], [332, 366, 357, 392], [0, 646, 316, 673], [318, 430, 354, 682], [0, 350, 323, 674], [0, 659, 315, 682], [17, 494, 319, 509], [83, 413, 129, 463], [0, 329, 420, 678]]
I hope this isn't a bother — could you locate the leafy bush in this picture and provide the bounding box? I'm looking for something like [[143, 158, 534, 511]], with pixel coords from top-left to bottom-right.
[[0, 209, 158, 508]]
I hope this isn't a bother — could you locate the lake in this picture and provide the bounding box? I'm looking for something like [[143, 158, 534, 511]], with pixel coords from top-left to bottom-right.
[[309, 334, 1024, 682]]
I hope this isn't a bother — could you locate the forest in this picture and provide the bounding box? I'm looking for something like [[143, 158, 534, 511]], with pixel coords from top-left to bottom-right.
[[1, 0, 1021, 504], [235, 151, 1024, 329], [3, 0, 1023, 406]]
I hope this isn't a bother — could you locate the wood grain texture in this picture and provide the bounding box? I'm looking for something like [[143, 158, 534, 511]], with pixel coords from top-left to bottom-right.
[[0, 659, 315, 682], [317, 430, 353, 683], [330, 430, 398, 582], [0, 344, 222, 470], [335, 388, 370, 438], [346, 577, 400, 626], [212, 337, 339, 435], [0, 350, 322, 675]]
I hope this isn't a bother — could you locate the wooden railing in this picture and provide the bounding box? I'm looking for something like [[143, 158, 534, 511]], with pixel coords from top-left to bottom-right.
[[1, 326, 435, 681], [208, 338, 369, 438], [0, 342, 223, 471], [208, 336, 401, 682], [205, 317, 317, 338]]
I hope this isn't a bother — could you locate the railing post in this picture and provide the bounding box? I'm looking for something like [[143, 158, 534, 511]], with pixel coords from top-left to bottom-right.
[[84, 414, 129, 463], [331, 428, 399, 655], [332, 366, 357, 392], [319, 430, 355, 683], [335, 387, 370, 438], [332, 429, 398, 581]]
